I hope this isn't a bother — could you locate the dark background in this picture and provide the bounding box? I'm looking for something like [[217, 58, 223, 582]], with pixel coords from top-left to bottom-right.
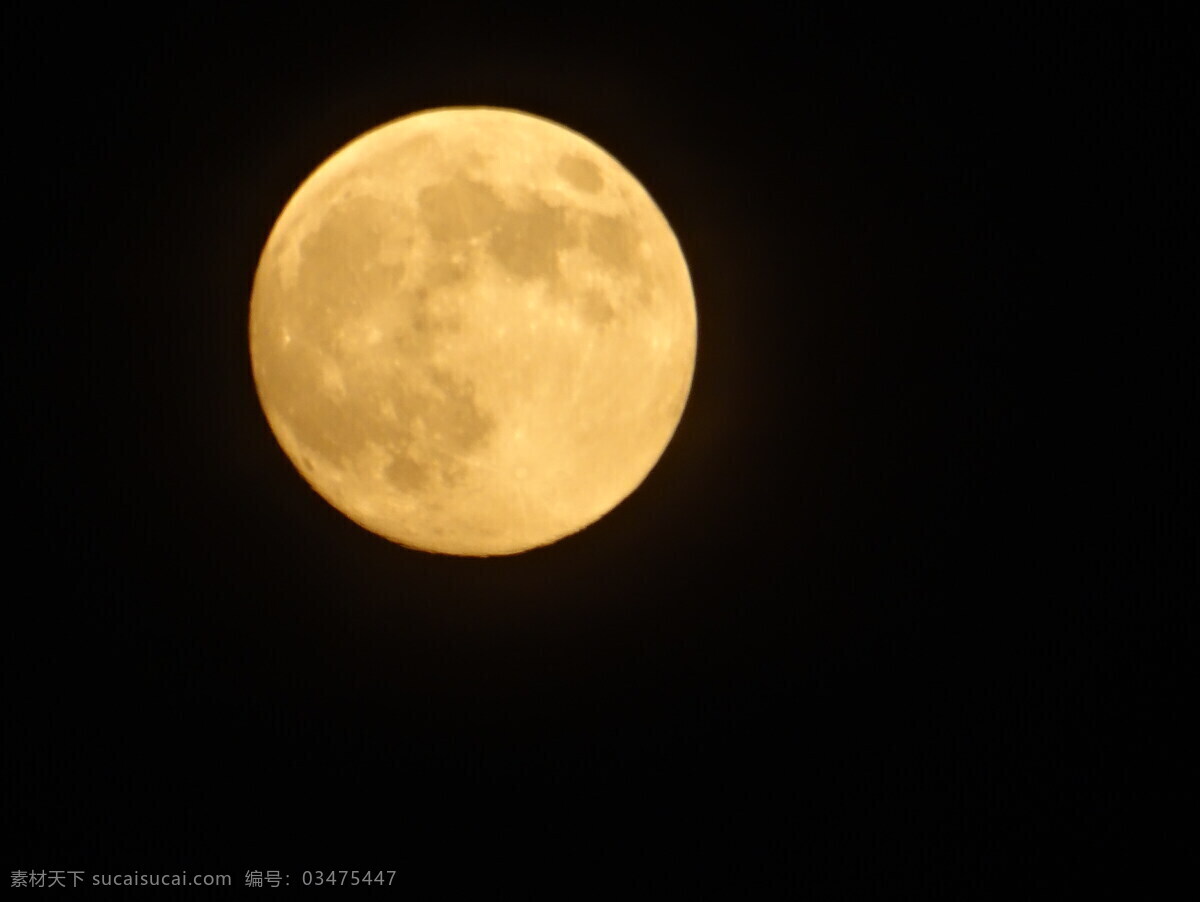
[[8, 4, 1188, 892]]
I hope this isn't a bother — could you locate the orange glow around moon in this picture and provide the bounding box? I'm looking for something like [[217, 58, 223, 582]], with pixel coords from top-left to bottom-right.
[[249, 107, 697, 555]]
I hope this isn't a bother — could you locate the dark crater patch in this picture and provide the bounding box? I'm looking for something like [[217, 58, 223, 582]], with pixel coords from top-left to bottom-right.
[[395, 287, 463, 354], [418, 173, 586, 285], [296, 194, 407, 325], [424, 367, 494, 452], [587, 212, 639, 270], [380, 365, 497, 494], [385, 452, 430, 493], [418, 176, 506, 242], [580, 288, 616, 325], [557, 154, 603, 193], [488, 192, 580, 281], [422, 258, 468, 292]]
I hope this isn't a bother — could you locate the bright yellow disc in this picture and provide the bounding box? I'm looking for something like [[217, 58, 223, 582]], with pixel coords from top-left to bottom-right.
[[249, 107, 696, 555]]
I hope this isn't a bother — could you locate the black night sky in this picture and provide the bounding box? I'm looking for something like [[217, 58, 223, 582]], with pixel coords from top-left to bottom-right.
[[8, 5, 1187, 893]]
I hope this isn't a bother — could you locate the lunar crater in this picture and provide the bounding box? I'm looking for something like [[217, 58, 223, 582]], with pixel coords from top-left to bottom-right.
[[557, 154, 604, 193]]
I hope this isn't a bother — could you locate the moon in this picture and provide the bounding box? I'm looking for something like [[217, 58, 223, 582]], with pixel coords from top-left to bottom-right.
[[249, 107, 697, 556]]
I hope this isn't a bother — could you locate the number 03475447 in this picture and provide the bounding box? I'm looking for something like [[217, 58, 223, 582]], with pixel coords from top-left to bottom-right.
[[301, 871, 396, 886]]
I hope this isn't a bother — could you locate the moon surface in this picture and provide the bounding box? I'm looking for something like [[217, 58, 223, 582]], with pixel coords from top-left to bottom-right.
[[249, 107, 697, 555]]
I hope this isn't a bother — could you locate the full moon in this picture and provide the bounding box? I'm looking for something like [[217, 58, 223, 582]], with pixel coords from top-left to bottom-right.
[[249, 107, 697, 555]]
